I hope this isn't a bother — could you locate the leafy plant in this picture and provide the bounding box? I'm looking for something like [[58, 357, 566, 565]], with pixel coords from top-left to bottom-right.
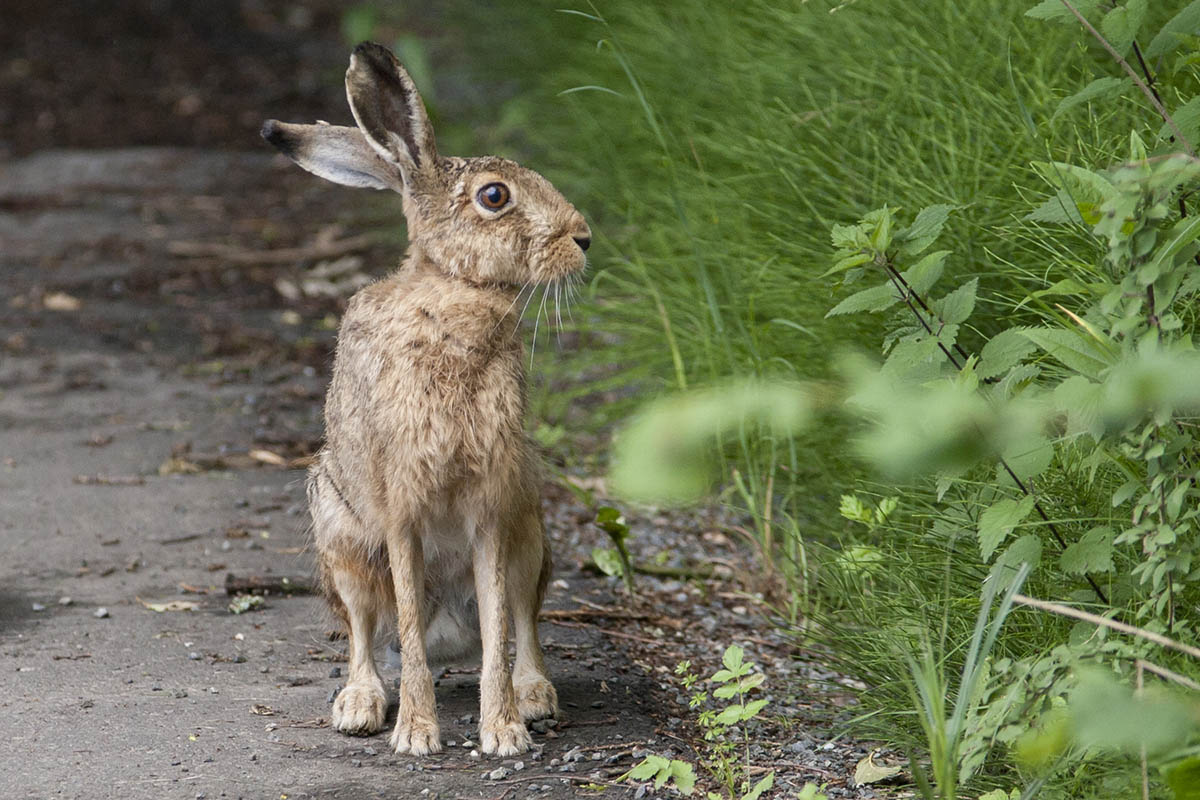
[[622, 645, 825, 800], [592, 506, 637, 596]]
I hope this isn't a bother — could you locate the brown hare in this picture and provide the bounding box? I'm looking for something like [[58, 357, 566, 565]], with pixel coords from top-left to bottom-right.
[[261, 42, 590, 757]]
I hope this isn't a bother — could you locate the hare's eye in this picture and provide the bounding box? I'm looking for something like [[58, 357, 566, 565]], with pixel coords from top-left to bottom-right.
[[477, 182, 510, 210]]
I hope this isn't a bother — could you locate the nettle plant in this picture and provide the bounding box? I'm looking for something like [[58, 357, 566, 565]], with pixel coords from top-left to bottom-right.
[[827, 0, 1200, 624], [829, 143, 1200, 612]]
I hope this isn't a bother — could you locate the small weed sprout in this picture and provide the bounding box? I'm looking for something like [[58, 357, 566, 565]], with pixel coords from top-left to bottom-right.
[[624, 644, 828, 799]]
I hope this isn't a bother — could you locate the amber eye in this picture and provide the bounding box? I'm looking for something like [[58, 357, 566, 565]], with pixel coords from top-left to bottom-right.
[[477, 182, 510, 210]]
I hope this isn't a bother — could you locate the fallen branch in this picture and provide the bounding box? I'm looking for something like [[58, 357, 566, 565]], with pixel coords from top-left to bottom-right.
[[582, 559, 714, 580], [166, 233, 375, 266], [1013, 594, 1200, 661], [224, 573, 314, 596]]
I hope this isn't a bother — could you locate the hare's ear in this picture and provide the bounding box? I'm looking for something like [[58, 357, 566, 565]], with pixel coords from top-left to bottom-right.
[[261, 120, 405, 192], [345, 42, 438, 186]]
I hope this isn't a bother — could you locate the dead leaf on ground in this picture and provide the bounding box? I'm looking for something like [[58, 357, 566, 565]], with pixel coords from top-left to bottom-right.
[[158, 457, 202, 476], [853, 749, 902, 786], [250, 704, 276, 716], [43, 292, 82, 311], [137, 597, 201, 613], [249, 449, 287, 467]]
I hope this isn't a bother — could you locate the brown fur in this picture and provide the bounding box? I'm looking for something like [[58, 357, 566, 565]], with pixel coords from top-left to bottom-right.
[[264, 42, 589, 757]]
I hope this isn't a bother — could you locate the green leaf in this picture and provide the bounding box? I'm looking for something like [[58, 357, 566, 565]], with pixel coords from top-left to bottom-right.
[[978, 328, 1038, 379], [713, 684, 739, 699], [934, 278, 978, 325], [1026, 0, 1100, 21], [669, 761, 697, 795], [1157, 95, 1200, 150], [741, 772, 774, 800], [722, 644, 745, 672], [742, 698, 769, 719], [1167, 755, 1200, 800], [591, 547, 624, 577], [1053, 76, 1128, 120], [1019, 327, 1112, 378], [1100, 0, 1147, 55], [738, 673, 766, 692], [901, 250, 950, 295], [1031, 162, 1117, 205], [1071, 668, 1197, 754], [825, 281, 897, 317], [990, 535, 1043, 591], [1061, 526, 1115, 574], [715, 705, 745, 725], [629, 755, 668, 780], [710, 668, 736, 683], [1146, 0, 1200, 58], [822, 251, 873, 277], [1053, 375, 1103, 438], [978, 496, 1036, 562], [898, 204, 957, 256], [1027, 188, 1089, 224]]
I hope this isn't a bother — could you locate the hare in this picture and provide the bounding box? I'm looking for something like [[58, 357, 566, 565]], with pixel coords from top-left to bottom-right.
[[261, 42, 590, 757]]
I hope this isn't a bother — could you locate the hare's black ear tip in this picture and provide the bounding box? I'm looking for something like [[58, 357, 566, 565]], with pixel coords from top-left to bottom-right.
[[351, 41, 396, 71], [260, 120, 295, 157]]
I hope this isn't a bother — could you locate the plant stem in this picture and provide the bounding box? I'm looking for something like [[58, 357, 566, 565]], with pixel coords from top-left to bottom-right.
[[882, 258, 1111, 603], [1058, 0, 1196, 157]]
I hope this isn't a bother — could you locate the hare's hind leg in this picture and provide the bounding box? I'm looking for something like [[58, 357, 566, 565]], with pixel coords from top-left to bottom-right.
[[387, 527, 442, 755], [510, 514, 558, 722], [311, 472, 390, 735]]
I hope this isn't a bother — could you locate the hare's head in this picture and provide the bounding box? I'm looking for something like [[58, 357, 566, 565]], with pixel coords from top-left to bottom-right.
[[262, 42, 590, 287]]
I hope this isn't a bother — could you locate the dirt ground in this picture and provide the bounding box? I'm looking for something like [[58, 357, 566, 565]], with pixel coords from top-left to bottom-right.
[[0, 3, 902, 799]]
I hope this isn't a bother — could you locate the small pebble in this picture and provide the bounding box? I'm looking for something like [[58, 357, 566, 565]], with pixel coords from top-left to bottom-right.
[[327, 685, 342, 703], [93, 607, 109, 619], [634, 785, 648, 800], [328, 667, 341, 679], [58, 597, 72, 606], [590, 701, 604, 709], [513, 761, 525, 771], [31, 602, 46, 612], [188, 651, 201, 661], [549, 758, 561, 767], [362, 746, 377, 756], [487, 767, 510, 780], [350, 759, 361, 767], [469, 749, 480, 760]]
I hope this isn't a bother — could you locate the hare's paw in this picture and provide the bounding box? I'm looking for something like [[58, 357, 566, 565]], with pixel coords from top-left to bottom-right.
[[390, 718, 442, 756], [480, 719, 532, 757], [515, 678, 558, 723], [331, 681, 387, 735]]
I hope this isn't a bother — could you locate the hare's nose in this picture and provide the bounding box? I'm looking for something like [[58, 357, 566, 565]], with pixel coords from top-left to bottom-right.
[[571, 219, 592, 252]]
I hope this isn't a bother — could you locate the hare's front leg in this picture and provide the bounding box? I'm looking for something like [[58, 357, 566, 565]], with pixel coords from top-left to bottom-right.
[[326, 553, 389, 735], [387, 530, 442, 755], [473, 524, 532, 756]]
